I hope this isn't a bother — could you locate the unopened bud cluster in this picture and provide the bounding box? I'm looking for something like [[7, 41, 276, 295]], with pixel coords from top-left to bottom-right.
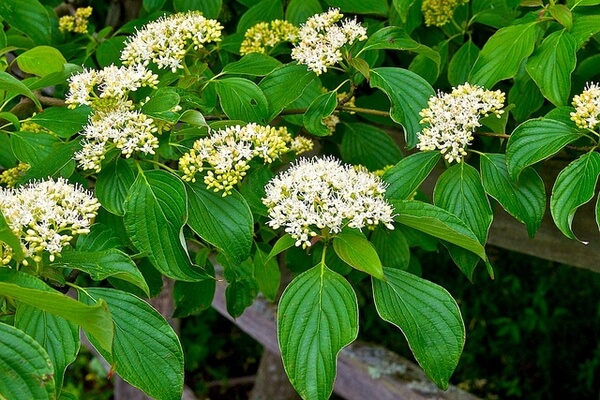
[[417, 83, 505, 163], [240, 20, 299, 55], [179, 123, 313, 196], [59, 6, 93, 34], [570, 82, 600, 130], [262, 156, 395, 248], [0, 178, 99, 265]]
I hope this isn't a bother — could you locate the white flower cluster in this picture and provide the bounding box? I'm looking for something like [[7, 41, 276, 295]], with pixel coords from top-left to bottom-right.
[[65, 64, 159, 109], [179, 123, 313, 196], [291, 8, 367, 75], [416, 83, 505, 163], [0, 178, 100, 265], [121, 11, 223, 72], [262, 156, 395, 248], [74, 105, 159, 172], [570, 82, 600, 130]]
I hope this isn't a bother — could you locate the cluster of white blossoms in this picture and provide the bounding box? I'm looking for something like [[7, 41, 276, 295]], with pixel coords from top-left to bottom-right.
[[570, 82, 600, 130], [74, 104, 159, 172], [291, 8, 367, 75], [65, 64, 159, 110], [179, 123, 313, 196], [121, 11, 223, 72], [416, 83, 505, 163], [262, 156, 395, 248], [0, 178, 99, 265]]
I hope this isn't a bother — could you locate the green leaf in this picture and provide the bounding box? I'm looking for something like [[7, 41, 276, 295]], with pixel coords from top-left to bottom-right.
[[362, 27, 440, 72], [0, 269, 113, 354], [391, 200, 488, 262], [324, 0, 389, 15], [303, 90, 338, 136], [52, 249, 150, 297], [0, 0, 52, 45], [259, 63, 316, 121], [471, 0, 520, 28], [372, 267, 465, 389], [470, 22, 540, 88], [10, 131, 58, 164], [550, 151, 600, 242], [480, 153, 545, 237], [570, 14, 600, 48], [525, 30, 577, 106], [15, 46, 66, 77], [0, 323, 55, 400], [285, 0, 322, 25], [14, 304, 79, 394], [18, 139, 79, 182], [186, 182, 253, 264], [548, 4, 573, 29], [0, 210, 25, 261], [383, 151, 441, 200], [173, 270, 217, 317], [569, 0, 600, 6], [30, 106, 91, 138], [448, 40, 479, 86], [506, 118, 583, 179], [79, 288, 184, 400], [433, 163, 492, 279], [370, 67, 435, 147], [124, 170, 210, 282], [222, 53, 282, 76], [278, 263, 358, 400], [266, 233, 296, 261], [141, 88, 181, 123], [143, 0, 166, 13], [96, 36, 126, 67], [508, 73, 545, 122], [0, 71, 42, 110], [178, 110, 207, 127], [340, 123, 402, 170], [96, 158, 136, 216], [213, 77, 269, 123], [253, 244, 281, 301], [333, 229, 384, 280], [237, 0, 283, 33], [370, 226, 410, 270], [174, 0, 222, 18]]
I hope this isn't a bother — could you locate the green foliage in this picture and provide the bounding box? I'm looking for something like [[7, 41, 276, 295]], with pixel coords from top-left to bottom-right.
[[1, 0, 600, 397]]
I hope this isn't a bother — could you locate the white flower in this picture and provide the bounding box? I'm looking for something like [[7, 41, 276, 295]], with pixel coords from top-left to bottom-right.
[[74, 104, 159, 172], [0, 178, 100, 264], [121, 11, 223, 72], [416, 83, 505, 163], [291, 9, 367, 75], [262, 156, 395, 248], [570, 82, 600, 130]]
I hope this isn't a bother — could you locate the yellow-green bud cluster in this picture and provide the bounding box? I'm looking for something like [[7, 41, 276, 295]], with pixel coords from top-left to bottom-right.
[[240, 20, 299, 55], [179, 123, 313, 196], [0, 163, 29, 188], [59, 6, 93, 34], [421, 0, 469, 27]]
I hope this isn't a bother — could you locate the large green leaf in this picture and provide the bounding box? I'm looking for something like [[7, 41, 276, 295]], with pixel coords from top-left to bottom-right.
[[570, 14, 600, 48], [324, 0, 388, 14], [448, 40, 479, 86], [174, 0, 222, 18], [550, 151, 600, 241], [96, 158, 136, 216], [480, 153, 545, 237], [79, 288, 184, 400], [10, 131, 58, 164], [253, 244, 281, 301], [370, 226, 410, 270], [259, 63, 316, 121], [237, 0, 283, 33], [14, 304, 79, 394], [470, 22, 540, 88], [278, 263, 358, 400], [285, 0, 322, 25], [391, 200, 488, 261], [213, 77, 269, 123], [222, 53, 282, 76], [52, 249, 150, 297], [372, 267, 465, 389], [29, 106, 91, 138], [370, 67, 435, 147], [0, 0, 52, 45], [0, 323, 55, 400], [124, 170, 210, 281], [433, 163, 492, 279], [141, 88, 181, 123], [506, 118, 583, 179], [332, 229, 384, 280], [186, 182, 253, 264], [303, 90, 338, 136], [340, 122, 402, 170], [0, 269, 113, 354], [383, 151, 441, 200], [0, 71, 42, 110], [15, 46, 66, 77], [525, 29, 577, 106], [18, 140, 79, 182], [508, 72, 545, 122]]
